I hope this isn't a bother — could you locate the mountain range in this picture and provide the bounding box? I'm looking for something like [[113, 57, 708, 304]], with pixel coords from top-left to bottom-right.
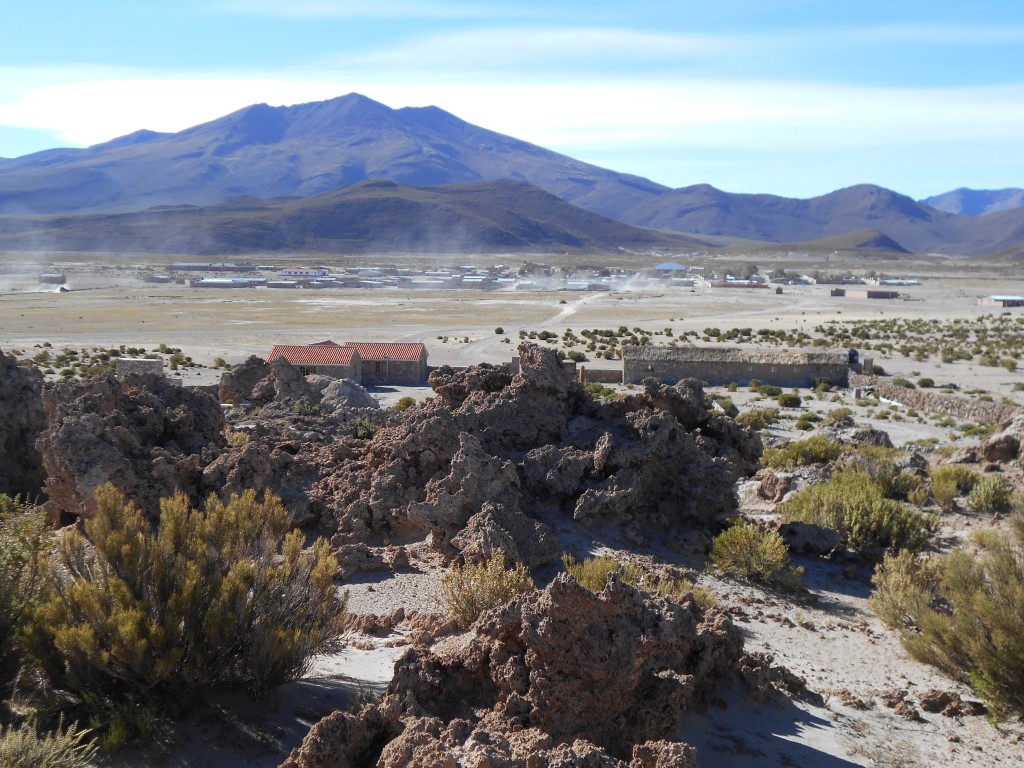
[[0, 93, 1021, 257]]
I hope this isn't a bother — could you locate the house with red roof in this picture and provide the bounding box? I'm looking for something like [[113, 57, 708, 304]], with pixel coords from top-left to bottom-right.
[[265, 340, 429, 385], [267, 341, 361, 382], [341, 342, 428, 385]]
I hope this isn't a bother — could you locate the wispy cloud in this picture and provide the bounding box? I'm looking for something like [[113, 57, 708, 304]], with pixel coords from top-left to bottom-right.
[[210, 0, 512, 19]]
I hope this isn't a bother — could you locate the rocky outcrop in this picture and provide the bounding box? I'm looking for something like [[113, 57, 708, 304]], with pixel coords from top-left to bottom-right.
[[0, 349, 47, 497], [218, 355, 271, 404], [282, 575, 745, 768], [38, 372, 226, 520], [330, 344, 762, 565]]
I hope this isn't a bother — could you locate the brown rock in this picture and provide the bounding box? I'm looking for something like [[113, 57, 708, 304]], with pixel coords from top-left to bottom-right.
[[0, 349, 46, 497]]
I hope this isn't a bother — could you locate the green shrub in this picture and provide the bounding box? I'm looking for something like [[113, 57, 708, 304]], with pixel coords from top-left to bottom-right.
[[0, 719, 98, 768], [757, 384, 783, 397], [292, 400, 320, 416], [710, 522, 803, 589], [562, 554, 716, 608], [892, 377, 915, 388], [494, 327, 504, 334], [762, 435, 843, 469], [870, 519, 1024, 715], [779, 468, 935, 552], [566, 350, 587, 362], [391, 396, 416, 411], [929, 465, 980, 511], [439, 550, 534, 627], [776, 393, 802, 408], [735, 407, 779, 429], [0, 495, 52, 699], [822, 407, 853, 426], [917, 377, 934, 388], [709, 395, 739, 417], [967, 473, 1012, 513], [27, 485, 346, 740]]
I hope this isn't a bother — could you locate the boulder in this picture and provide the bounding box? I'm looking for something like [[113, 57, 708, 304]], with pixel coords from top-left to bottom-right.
[[320, 378, 379, 411], [218, 355, 271, 403], [0, 349, 46, 497], [779, 521, 841, 555]]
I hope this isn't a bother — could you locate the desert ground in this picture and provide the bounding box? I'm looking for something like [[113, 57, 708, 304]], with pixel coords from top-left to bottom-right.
[[3, 252, 1024, 767]]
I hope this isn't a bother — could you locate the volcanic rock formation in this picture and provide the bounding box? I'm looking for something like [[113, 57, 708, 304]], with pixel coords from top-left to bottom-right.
[[0, 349, 47, 497], [282, 574, 745, 767]]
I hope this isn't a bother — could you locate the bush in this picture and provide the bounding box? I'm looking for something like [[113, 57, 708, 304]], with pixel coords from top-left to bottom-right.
[[562, 554, 716, 608], [762, 435, 843, 469], [566, 350, 587, 363], [779, 468, 936, 553], [917, 377, 934, 388], [0, 495, 52, 700], [709, 395, 738, 418], [391, 396, 416, 411], [27, 485, 346, 739], [757, 384, 783, 397], [870, 518, 1024, 715], [822, 407, 853, 426], [0, 719, 98, 768], [735, 407, 779, 430], [711, 522, 803, 589], [967, 473, 1012, 513], [929, 465, 980, 510], [439, 550, 534, 627], [892, 377, 915, 388], [494, 327, 504, 335], [776, 393, 802, 408]]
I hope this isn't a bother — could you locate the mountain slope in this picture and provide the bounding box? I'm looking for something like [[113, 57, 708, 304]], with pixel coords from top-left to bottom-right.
[[619, 183, 1024, 256], [0, 179, 701, 254], [921, 187, 1024, 216], [0, 93, 666, 217]]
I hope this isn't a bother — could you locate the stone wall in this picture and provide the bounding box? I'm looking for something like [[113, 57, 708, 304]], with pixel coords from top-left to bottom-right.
[[115, 358, 164, 379], [581, 366, 623, 384], [623, 345, 849, 388], [851, 374, 1021, 424], [359, 358, 427, 386]]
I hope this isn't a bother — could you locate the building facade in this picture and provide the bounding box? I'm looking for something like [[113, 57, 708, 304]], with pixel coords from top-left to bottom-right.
[[623, 345, 849, 387], [267, 342, 361, 381], [342, 342, 428, 385]]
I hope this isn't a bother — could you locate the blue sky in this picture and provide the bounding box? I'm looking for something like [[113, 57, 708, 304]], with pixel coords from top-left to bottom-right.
[[1, 0, 1022, 198]]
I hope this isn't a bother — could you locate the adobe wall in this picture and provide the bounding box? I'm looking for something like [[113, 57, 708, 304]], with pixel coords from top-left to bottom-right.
[[115, 358, 164, 379], [313, 364, 360, 383], [624, 355, 847, 388], [359, 359, 427, 386], [850, 374, 1020, 424], [581, 367, 623, 384]]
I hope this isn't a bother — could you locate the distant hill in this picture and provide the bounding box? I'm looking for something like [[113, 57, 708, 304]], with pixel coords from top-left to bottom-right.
[[921, 187, 1024, 216], [617, 183, 1024, 256], [1, 93, 1023, 257], [0, 93, 666, 218], [0, 179, 702, 254]]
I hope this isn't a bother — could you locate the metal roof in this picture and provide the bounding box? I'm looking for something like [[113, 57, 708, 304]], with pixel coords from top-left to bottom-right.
[[342, 342, 426, 362], [268, 345, 358, 366]]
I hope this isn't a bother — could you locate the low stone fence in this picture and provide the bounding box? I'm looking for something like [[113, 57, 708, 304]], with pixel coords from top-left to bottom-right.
[[580, 367, 623, 384], [851, 374, 1020, 424]]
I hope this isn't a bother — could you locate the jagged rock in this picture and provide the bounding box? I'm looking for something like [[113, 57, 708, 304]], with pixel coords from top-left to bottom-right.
[[279, 698, 405, 768], [283, 575, 743, 767], [758, 471, 792, 503], [779, 521, 841, 555], [429, 362, 513, 405], [451, 502, 560, 568], [979, 432, 1020, 463], [321, 378, 379, 411], [329, 345, 761, 562], [218, 355, 271, 403], [271, 357, 312, 402], [819, 423, 894, 448], [38, 372, 225, 520], [0, 349, 46, 497]]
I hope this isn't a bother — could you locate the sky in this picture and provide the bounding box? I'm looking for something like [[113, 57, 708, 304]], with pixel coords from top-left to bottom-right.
[[1, 0, 1022, 199]]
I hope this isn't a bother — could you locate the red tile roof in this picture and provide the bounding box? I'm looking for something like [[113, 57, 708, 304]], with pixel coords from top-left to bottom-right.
[[268, 345, 358, 366], [342, 342, 427, 362]]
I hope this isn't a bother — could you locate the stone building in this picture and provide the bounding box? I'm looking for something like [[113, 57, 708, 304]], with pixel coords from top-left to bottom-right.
[[115, 358, 165, 379], [622, 345, 849, 387], [342, 342, 428, 385], [267, 342, 362, 381]]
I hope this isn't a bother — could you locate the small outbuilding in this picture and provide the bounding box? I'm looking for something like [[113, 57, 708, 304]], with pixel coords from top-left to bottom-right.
[[979, 295, 1024, 308]]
